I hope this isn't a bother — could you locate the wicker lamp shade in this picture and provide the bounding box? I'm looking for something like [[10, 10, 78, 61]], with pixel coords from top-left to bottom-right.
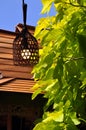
[[13, 1, 39, 66], [13, 27, 39, 66]]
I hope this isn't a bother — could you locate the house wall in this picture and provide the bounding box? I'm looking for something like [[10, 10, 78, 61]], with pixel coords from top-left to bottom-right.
[[0, 25, 42, 130], [0, 91, 46, 130], [0, 29, 33, 79]]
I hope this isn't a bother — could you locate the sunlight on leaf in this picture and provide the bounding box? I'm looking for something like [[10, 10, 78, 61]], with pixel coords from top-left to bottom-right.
[[43, 110, 64, 122]]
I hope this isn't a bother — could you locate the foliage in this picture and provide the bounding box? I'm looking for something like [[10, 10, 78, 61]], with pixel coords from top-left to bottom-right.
[[32, 0, 86, 129]]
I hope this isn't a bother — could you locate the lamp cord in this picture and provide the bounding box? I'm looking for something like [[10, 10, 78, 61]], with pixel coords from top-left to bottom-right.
[[22, 0, 27, 27]]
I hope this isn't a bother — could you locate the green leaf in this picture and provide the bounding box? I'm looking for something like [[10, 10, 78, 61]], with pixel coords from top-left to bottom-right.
[[43, 110, 64, 123], [41, 0, 54, 14], [32, 0, 86, 130], [70, 112, 80, 125], [33, 121, 63, 130], [53, 57, 63, 79], [66, 117, 79, 130], [32, 88, 43, 100]]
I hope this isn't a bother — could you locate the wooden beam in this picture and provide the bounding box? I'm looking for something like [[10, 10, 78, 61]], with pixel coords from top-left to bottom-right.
[[2, 70, 33, 79], [0, 58, 13, 65], [0, 54, 13, 59], [0, 64, 33, 73], [0, 79, 36, 93], [0, 42, 12, 48], [0, 37, 14, 44], [0, 47, 13, 54], [0, 78, 15, 85]]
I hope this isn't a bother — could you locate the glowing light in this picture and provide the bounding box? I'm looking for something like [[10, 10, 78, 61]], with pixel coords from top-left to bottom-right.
[[21, 49, 31, 59]]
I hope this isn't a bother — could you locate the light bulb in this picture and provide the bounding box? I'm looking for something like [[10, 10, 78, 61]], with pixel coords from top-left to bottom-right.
[[21, 49, 31, 59]]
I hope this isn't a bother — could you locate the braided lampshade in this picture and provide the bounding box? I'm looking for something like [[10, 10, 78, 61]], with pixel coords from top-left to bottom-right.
[[13, 27, 39, 66]]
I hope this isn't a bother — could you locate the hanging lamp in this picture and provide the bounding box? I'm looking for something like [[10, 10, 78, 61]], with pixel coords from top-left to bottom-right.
[[13, 0, 39, 66]]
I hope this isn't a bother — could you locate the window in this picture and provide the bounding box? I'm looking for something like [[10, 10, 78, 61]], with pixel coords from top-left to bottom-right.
[[0, 115, 34, 130], [12, 116, 34, 130], [0, 115, 7, 130]]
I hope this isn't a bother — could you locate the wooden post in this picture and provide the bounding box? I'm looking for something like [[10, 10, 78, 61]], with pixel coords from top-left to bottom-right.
[[7, 114, 12, 130]]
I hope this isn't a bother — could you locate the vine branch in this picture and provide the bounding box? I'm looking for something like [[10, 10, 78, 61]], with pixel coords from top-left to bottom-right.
[[65, 57, 85, 63], [64, 0, 86, 8]]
